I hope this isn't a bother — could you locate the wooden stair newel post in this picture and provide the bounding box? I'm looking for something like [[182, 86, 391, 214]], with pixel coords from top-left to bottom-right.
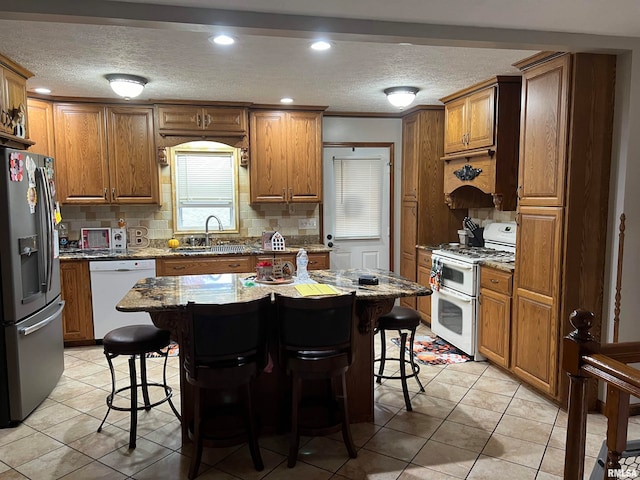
[[562, 309, 597, 480]]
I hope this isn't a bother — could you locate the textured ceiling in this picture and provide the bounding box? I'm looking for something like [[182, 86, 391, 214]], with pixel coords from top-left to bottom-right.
[[1, 1, 636, 113]]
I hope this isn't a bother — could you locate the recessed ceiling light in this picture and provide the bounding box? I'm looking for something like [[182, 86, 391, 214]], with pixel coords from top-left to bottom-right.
[[310, 40, 332, 51], [210, 35, 235, 45], [34, 87, 51, 94], [280, 97, 294, 104]]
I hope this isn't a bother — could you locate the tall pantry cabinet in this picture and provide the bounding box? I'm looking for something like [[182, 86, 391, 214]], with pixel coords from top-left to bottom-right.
[[511, 52, 615, 403], [399, 108, 465, 309]]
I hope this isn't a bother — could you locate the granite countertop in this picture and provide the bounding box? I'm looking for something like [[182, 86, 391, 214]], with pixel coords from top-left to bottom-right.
[[481, 260, 515, 273], [116, 268, 430, 313], [59, 244, 331, 261]]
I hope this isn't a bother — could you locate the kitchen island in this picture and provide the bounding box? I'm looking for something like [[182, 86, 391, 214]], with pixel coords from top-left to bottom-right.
[[117, 269, 430, 442]]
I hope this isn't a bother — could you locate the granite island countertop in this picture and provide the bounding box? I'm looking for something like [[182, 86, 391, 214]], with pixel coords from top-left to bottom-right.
[[116, 268, 430, 313], [59, 244, 331, 261]]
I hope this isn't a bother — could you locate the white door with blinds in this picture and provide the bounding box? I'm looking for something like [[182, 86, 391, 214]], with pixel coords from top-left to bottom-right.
[[323, 147, 391, 270]]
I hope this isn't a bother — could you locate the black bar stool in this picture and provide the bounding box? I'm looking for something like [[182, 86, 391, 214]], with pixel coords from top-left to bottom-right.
[[97, 325, 180, 449], [373, 306, 425, 411]]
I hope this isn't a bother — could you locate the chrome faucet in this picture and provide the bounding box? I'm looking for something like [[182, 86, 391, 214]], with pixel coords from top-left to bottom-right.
[[204, 215, 223, 246]]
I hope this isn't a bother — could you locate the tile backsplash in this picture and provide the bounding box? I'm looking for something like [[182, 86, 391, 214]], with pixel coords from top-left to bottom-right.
[[468, 207, 517, 227], [58, 164, 321, 243]]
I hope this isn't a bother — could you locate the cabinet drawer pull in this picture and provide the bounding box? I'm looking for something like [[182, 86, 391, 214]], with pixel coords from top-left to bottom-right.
[[228, 263, 241, 268], [172, 265, 187, 270], [490, 279, 500, 284]]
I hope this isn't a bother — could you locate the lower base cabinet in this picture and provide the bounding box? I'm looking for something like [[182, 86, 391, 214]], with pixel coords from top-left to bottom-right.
[[156, 252, 329, 276], [478, 266, 512, 370], [416, 250, 432, 324], [156, 256, 254, 276], [60, 260, 94, 344]]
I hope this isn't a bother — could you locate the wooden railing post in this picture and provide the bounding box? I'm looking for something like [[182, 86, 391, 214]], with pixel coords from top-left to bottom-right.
[[563, 309, 597, 480]]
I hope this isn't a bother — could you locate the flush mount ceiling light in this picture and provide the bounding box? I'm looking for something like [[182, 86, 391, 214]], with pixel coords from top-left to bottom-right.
[[384, 86, 419, 108], [210, 34, 236, 45], [105, 74, 148, 99], [310, 40, 332, 51], [34, 87, 51, 94]]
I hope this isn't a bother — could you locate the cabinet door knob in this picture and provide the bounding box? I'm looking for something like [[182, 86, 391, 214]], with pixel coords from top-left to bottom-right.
[[112, 188, 116, 201], [282, 188, 286, 201], [103, 188, 108, 200], [289, 187, 293, 200], [196, 114, 201, 127]]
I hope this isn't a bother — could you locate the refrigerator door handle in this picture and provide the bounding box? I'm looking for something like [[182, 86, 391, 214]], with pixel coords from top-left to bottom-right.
[[36, 167, 54, 293], [19, 301, 65, 336]]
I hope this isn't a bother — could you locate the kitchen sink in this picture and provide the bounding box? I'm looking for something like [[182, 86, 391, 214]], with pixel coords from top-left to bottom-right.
[[173, 245, 249, 254], [209, 244, 248, 254]]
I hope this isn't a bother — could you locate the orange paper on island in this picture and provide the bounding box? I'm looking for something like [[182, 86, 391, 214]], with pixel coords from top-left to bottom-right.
[[295, 284, 340, 297]]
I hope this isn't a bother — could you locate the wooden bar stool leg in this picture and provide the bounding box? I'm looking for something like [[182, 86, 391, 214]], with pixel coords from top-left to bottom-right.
[[288, 375, 301, 468], [337, 373, 357, 458], [244, 383, 264, 471], [188, 387, 203, 480], [128, 356, 137, 449]]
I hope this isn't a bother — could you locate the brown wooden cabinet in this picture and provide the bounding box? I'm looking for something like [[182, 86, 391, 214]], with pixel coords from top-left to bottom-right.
[[416, 250, 432, 324], [512, 52, 615, 403], [156, 256, 254, 276], [156, 105, 247, 134], [0, 54, 33, 148], [478, 266, 513, 368], [399, 108, 466, 309], [26, 98, 55, 157], [443, 87, 495, 154], [253, 251, 329, 271], [441, 76, 521, 210], [249, 110, 322, 203], [54, 103, 159, 205], [60, 260, 94, 344]]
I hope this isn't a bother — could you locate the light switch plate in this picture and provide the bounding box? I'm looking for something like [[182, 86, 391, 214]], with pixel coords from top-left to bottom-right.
[[298, 218, 317, 229]]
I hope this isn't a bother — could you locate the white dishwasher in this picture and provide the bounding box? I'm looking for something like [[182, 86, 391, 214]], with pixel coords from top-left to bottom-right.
[[90, 259, 156, 339]]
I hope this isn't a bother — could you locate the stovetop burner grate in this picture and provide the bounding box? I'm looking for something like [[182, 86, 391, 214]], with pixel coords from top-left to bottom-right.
[[433, 245, 515, 263]]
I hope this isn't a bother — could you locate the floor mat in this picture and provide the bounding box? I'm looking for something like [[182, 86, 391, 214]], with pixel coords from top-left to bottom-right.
[[145, 341, 179, 358], [391, 335, 472, 365]]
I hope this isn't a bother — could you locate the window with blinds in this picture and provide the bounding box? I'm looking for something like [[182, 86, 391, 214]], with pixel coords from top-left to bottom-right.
[[172, 144, 238, 232], [334, 157, 384, 239]]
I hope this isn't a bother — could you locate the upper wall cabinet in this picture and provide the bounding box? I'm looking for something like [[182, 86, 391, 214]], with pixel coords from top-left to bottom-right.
[[54, 103, 159, 205], [249, 110, 322, 203], [443, 87, 495, 155], [156, 105, 247, 135], [26, 98, 55, 157], [440, 76, 521, 211], [0, 54, 33, 149]]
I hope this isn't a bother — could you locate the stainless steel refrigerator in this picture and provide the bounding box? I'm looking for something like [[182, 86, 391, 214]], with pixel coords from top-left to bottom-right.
[[0, 147, 64, 427]]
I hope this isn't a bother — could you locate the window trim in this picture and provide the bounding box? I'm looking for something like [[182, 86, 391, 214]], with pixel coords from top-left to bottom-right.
[[169, 141, 240, 235]]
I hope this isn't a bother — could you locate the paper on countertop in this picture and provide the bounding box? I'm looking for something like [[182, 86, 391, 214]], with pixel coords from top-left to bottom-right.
[[294, 284, 341, 296]]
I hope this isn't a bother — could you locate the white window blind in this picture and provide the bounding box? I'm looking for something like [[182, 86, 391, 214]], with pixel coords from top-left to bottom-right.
[[333, 157, 383, 239], [174, 150, 237, 231]]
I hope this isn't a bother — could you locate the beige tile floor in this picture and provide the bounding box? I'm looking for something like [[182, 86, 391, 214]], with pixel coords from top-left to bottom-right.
[[1, 323, 638, 480]]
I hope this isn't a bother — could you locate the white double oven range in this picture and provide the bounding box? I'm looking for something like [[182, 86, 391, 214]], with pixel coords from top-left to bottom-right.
[[430, 222, 516, 360]]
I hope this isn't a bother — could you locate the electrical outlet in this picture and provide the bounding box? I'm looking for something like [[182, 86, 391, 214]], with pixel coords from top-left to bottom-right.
[[298, 218, 317, 229]]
